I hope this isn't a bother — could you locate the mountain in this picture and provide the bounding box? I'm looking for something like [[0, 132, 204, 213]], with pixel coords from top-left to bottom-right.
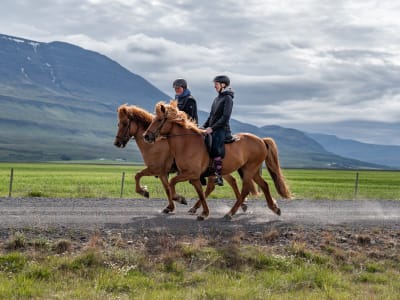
[[0, 33, 169, 162], [307, 133, 400, 169], [0, 33, 390, 169]]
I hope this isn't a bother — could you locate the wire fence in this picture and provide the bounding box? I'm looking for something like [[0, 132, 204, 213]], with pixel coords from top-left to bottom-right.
[[3, 164, 396, 200]]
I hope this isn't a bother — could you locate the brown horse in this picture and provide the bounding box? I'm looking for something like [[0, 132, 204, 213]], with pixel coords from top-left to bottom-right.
[[143, 100, 291, 220], [114, 104, 253, 213]]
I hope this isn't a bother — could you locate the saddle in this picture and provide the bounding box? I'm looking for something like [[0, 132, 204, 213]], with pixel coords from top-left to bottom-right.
[[199, 134, 240, 185]]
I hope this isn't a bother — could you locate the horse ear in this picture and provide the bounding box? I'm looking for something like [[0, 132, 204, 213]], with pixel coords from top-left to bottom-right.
[[170, 100, 177, 108], [160, 104, 166, 114], [118, 106, 127, 115]]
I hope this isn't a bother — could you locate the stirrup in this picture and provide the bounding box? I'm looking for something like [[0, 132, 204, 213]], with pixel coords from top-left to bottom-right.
[[214, 175, 224, 186]]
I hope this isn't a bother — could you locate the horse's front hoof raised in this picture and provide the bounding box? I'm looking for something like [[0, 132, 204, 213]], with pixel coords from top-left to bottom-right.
[[143, 190, 150, 198]]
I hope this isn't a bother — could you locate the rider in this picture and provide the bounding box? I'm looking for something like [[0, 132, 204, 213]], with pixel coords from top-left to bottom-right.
[[202, 75, 234, 186], [173, 78, 198, 124]]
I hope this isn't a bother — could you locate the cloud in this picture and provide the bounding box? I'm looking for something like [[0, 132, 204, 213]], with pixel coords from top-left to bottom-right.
[[1, 0, 400, 145]]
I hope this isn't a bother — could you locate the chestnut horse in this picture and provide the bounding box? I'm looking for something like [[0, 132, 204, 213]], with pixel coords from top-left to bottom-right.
[[143, 100, 291, 220], [114, 104, 253, 213]]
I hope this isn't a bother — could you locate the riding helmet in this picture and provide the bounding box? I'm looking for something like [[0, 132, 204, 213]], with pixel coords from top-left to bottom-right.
[[173, 78, 187, 89], [213, 75, 230, 86]]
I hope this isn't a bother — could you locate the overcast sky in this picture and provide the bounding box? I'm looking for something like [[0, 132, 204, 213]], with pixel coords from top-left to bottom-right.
[[2, 0, 400, 145]]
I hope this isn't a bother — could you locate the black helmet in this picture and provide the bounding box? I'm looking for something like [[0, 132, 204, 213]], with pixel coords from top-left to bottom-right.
[[173, 78, 187, 89], [213, 75, 230, 86]]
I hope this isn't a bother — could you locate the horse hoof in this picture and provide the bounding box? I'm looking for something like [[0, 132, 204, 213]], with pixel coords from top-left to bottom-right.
[[197, 215, 205, 221], [188, 207, 197, 214], [223, 214, 233, 221], [241, 203, 248, 212], [179, 196, 187, 205], [143, 191, 150, 198], [162, 207, 174, 214], [173, 196, 187, 205], [275, 207, 281, 216]]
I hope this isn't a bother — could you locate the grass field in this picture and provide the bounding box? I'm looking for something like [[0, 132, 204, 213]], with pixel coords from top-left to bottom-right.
[[0, 162, 399, 200], [0, 236, 399, 299]]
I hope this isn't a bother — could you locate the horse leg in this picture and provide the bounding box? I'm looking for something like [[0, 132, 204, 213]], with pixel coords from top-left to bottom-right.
[[169, 173, 209, 220], [157, 174, 176, 214], [224, 180, 251, 220], [134, 168, 151, 198], [189, 178, 210, 221], [189, 174, 247, 215], [189, 177, 215, 214], [253, 172, 281, 215], [223, 174, 248, 212]]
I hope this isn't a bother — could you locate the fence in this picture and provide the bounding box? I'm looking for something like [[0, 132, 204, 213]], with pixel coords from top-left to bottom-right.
[[2, 165, 387, 200]]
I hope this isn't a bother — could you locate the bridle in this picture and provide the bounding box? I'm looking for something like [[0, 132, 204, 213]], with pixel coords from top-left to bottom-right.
[[115, 119, 132, 143], [144, 113, 168, 142]]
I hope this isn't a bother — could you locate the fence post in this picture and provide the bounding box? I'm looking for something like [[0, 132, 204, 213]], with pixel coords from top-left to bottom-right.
[[120, 171, 125, 198], [8, 168, 14, 198], [354, 172, 359, 199]]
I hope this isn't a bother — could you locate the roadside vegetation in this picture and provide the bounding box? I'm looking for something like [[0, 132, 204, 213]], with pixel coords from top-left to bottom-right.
[[0, 228, 399, 299]]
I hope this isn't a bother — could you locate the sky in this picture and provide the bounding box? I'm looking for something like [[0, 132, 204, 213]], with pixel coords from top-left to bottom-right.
[[2, 0, 400, 145]]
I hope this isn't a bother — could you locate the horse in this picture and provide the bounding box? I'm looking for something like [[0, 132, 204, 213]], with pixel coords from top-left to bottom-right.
[[113, 104, 254, 213], [143, 100, 291, 220]]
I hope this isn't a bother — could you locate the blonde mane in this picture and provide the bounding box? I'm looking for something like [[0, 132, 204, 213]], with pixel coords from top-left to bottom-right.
[[155, 100, 202, 134], [118, 104, 154, 127]]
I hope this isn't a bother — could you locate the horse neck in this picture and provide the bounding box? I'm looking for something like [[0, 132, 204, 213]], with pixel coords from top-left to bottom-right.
[[131, 122, 150, 150], [166, 123, 203, 154]]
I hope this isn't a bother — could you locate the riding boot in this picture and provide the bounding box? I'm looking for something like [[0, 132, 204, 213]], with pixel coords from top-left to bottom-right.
[[213, 157, 224, 186]]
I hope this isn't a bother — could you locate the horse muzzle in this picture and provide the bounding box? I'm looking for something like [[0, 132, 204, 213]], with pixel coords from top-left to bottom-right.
[[143, 132, 155, 144], [114, 139, 127, 148]]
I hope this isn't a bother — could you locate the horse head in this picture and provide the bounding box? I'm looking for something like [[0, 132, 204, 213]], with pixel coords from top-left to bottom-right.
[[114, 105, 132, 148], [143, 101, 171, 144], [115, 104, 155, 147]]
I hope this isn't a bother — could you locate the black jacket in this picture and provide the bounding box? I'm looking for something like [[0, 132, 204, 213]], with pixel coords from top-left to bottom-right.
[[177, 93, 198, 125], [203, 88, 234, 133]]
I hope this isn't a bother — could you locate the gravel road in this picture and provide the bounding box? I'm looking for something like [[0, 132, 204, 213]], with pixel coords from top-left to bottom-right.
[[1, 197, 399, 253], [1, 197, 399, 232]]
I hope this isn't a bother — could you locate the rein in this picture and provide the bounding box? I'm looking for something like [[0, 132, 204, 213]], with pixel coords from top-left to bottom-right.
[[162, 132, 201, 138]]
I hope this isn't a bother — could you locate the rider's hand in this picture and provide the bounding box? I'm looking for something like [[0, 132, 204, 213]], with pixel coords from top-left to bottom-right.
[[204, 127, 213, 135]]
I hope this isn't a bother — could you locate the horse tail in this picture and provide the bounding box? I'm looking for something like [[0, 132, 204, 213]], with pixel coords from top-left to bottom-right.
[[237, 169, 259, 196], [263, 138, 291, 199]]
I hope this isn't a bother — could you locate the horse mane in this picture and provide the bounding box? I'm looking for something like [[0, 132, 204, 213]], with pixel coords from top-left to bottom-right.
[[118, 104, 154, 127], [155, 100, 202, 134]]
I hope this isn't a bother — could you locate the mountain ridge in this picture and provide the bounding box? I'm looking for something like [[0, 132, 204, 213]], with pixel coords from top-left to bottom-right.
[[0, 33, 395, 169]]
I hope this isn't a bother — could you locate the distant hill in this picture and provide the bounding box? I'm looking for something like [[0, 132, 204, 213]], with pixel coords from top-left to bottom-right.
[[308, 133, 400, 169], [0, 33, 169, 162], [0, 33, 390, 169]]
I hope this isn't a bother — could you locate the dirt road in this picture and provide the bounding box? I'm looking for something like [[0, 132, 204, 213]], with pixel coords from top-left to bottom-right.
[[1, 197, 399, 253], [1, 197, 399, 232]]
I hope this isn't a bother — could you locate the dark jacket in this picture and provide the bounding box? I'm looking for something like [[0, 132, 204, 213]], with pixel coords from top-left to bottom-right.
[[176, 88, 198, 124], [202, 88, 234, 134]]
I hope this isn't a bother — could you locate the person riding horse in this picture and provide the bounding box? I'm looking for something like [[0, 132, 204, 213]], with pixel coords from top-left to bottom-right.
[[201, 75, 234, 186], [173, 78, 198, 124]]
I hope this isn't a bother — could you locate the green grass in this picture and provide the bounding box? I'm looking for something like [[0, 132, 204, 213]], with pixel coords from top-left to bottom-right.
[[1, 162, 399, 200], [0, 237, 399, 299]]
